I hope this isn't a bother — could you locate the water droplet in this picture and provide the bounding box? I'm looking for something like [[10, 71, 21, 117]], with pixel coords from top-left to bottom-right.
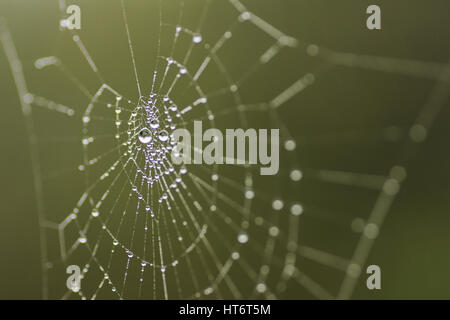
[[238, 233, 249, 244], [289, 169, 303, 181], [158, 130, 169, 142], [269, 226, 280, 237], [71, 285, 80, 293], [193, 34, 202, 44], [284, 139, 296, 151], [239, 11, 252, 21], [256, 283, 267, 293], [290, 203, 303, 216], [150, 119, 159, 129], [272, 199, 284, 211], [245, 190, 255, 199], [91, 208, 99, 217], [410, 124, 427, 142], [138, 128, 152, 144]]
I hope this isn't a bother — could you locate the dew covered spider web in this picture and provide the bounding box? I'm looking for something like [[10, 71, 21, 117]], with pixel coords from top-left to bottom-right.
[[1, 0, 448, 300]]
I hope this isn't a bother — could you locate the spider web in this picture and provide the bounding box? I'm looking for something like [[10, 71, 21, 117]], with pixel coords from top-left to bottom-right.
[[1, 0, 448, 300]]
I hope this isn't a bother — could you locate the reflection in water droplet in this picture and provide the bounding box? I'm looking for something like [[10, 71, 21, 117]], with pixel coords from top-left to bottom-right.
[[150, 119, 159, 129], [138, 128, 152, 144], [158, 130, 169, 142]]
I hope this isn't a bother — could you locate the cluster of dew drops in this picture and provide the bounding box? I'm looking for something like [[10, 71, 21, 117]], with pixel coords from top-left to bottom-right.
[[123, 93, 189, 206]]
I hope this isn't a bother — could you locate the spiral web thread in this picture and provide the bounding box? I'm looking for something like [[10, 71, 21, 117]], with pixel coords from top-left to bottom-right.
[[0, 0, 448, 300]]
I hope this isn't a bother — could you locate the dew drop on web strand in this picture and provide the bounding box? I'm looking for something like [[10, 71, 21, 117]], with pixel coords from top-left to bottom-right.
[[138, 127, 152, 144]]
